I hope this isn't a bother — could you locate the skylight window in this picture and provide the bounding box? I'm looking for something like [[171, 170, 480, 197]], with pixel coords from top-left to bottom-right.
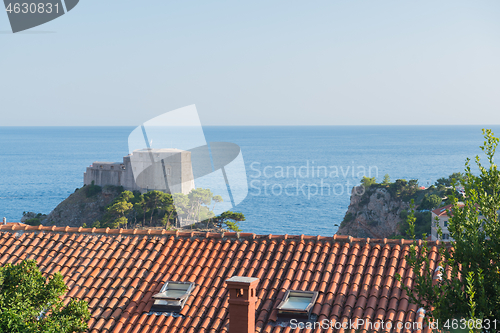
[[276, 290, 318, 318], [150, 281, 195, 312]]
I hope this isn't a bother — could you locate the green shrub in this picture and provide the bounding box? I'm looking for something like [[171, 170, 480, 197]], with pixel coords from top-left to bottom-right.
[[419, 194, 441, 210], [24, 213, 45, 226], [103, 185, 124, 193], [360, 176, 377, 188], [343, 212, 354, 223], [398, 211, 431, 239], [85, 181, 101, 198], [434, 172, 464, 187], [25, 218, 41, 226]]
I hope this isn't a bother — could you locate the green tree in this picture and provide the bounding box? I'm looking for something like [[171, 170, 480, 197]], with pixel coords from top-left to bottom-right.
[[198, 206, 215, 223], [405, 179, 420, 196], [408, 179, 419, 188], [100, 191, 134, 229], [24, 213, 45, 226], [419, 193, 442, 210], [360, 176, 376, 188], [386, 178, 421, 198], [400, 129, 500, 331], [214, 211, 245, 231], [435, 172, 465, 187], [398, 209, 431, 239], [212, 195, 223, 211], [107, 199, 130, 222], [132, 192, 146, 227], [109, 216, 128, 229], [208, 195, 224, 228], [143, 191, 164, 227], [172, 193, 190, 225], [187, 188, 213, 221], [382, 174, 391, 185], [158, 193, 175, 229], [0, 260, 90, 333], [85, 180, 101, 198], [127, 191, 177, 228]]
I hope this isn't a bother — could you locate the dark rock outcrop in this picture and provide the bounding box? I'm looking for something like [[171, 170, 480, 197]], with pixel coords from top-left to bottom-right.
[[43, 186, 122, 227], [337, 185, 409, 238]]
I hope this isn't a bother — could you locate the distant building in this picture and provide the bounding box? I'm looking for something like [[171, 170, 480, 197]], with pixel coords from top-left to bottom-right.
[[84, 148, 195, 195], [429, 201, 492, 241], [431, 202, 497, 242], [430, 203, 468, 241], [456, 187, 466, 197]]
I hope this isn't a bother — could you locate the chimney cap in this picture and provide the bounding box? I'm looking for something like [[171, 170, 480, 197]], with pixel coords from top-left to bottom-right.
[[226, 276, 259, 284]]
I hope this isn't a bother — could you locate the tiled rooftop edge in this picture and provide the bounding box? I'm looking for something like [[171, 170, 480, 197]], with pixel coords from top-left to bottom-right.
[[0, 224, 448, 247]]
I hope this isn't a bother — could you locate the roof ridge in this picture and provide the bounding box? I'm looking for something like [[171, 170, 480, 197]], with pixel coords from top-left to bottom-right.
[[0, 224, 447, 247]]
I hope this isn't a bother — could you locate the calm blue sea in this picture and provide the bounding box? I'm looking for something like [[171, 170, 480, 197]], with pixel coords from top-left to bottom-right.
[[1, 126, 499, 236]]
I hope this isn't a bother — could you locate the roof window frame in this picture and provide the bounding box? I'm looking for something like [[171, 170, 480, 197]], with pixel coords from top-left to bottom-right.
[[150, 281, 196, 312], [276, 290, 318, 318]]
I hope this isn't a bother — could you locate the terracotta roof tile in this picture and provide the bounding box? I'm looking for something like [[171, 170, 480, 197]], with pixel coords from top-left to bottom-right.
[[0, 225, 445, 332]]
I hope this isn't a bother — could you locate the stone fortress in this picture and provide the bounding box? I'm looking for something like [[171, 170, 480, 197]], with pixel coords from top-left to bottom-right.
[[84, 148, 195, 195]]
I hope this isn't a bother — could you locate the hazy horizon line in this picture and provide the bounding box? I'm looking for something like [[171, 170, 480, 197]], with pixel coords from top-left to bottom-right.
[[2, 124, 500, 128]]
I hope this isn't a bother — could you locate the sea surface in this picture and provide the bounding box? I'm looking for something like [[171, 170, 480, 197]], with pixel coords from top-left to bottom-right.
[[1, 126, 499, 236]]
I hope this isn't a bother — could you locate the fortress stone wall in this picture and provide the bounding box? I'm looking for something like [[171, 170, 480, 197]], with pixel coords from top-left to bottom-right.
[[84, 149, 195, 195]]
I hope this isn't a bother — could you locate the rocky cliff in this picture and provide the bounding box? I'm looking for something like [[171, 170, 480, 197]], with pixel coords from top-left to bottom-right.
[[43, 185, 123, 227], [336, 185, 409, 238]]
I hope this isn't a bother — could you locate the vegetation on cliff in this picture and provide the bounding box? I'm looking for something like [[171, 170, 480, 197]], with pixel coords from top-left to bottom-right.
[[89, 187, 242, 231], [339, 172, 464, 239], [43, 183, 243, 232], [361, 174, 460, 206], [21, 212, 47, 226]]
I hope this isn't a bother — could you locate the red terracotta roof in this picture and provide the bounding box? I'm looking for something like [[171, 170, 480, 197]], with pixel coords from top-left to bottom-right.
[[431, 203, 464, 217], [0, 224, 442, 333]]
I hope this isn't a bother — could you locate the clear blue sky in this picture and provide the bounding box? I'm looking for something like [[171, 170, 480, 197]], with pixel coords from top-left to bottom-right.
[[1, 0, 499, 126]]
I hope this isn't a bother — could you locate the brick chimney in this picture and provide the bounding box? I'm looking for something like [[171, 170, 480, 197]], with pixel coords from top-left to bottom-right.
[[226, 276, 259, 333]]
